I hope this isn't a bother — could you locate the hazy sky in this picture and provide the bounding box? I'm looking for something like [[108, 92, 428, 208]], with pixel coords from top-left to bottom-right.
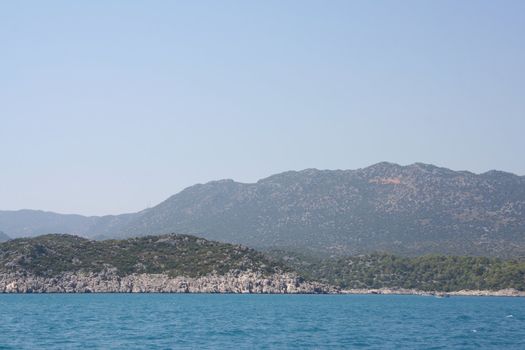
[[1, 1, 524, 215]]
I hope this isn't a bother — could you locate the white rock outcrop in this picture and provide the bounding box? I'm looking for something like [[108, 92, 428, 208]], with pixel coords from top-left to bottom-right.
[[0, 271, 338, 294]]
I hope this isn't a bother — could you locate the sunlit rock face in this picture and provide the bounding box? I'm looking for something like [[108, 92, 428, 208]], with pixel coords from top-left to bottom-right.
[[0, 271, 337, 294]]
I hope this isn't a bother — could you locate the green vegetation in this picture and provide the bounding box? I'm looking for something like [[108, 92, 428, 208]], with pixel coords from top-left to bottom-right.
[[3, 234, 525, 292], [0, 234, 287, 278], [270, 251, 525, 291]]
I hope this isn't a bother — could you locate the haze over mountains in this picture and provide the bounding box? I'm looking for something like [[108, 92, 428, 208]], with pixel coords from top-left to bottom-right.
[[1, 162, 524, 257], [0, 232, 9, 242]]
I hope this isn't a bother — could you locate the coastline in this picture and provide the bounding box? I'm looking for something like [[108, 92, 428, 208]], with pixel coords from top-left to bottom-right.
[[340, 288, 525, 297], [1, 272, 523, 296], [0, 271, 337, 294]]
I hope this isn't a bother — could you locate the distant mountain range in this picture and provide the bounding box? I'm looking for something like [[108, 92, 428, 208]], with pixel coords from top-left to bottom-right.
[[1, 162, 524, 257]]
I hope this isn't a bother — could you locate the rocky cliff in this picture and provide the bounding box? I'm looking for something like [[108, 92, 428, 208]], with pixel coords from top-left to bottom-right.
[[0, 271, 336, 294]]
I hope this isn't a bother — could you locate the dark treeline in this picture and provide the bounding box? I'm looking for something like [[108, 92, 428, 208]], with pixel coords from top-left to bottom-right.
[[271, 252, 525, 292]]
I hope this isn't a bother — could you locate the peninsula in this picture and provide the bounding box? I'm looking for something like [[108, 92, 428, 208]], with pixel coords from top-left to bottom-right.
[[1, 234, 524, 296], [0, 234, 334, 293]]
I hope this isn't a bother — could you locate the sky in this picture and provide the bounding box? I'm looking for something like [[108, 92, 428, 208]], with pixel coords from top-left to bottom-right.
[[1, 1, 524, 216]]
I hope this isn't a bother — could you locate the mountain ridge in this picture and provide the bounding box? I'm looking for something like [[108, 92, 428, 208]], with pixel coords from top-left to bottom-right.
[[1, 162, 524, 257]]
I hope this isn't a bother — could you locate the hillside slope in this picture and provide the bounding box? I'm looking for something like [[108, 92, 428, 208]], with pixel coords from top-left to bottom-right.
[[0, 234, 335, 293], [115, 163, 525, 256], [1, 162, 524, 257], [0, 234, 284, 277], [268, 250, 525, 292]]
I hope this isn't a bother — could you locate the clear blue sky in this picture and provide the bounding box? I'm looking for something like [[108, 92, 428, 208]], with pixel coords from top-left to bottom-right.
[[1, 1, 524, 215]]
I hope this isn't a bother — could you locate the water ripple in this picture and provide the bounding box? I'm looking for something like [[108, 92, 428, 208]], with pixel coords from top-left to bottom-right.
[[0, 294, 524, 349]]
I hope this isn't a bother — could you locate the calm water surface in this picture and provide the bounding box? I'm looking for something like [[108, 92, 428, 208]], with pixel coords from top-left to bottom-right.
[[0, 294, 523, 349]]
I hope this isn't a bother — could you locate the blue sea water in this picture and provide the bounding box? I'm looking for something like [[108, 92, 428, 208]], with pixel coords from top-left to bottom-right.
[[0, 294, 524, 349]]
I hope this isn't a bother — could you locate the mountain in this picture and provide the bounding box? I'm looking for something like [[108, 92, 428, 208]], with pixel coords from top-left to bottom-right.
[[112, 162, 525, 257], [0, 231, 9, 242], [1, 162, 524, 257], [0, 210, 138, 239]]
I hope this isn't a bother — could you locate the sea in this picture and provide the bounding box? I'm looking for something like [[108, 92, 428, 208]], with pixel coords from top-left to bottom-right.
[[0, 294, 523, 349]]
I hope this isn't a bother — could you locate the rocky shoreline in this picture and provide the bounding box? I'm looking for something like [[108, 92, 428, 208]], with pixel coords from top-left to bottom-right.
[[341, 288, 525, 297], [0, 271, 338, 294], [1, 272, 523, 296]]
